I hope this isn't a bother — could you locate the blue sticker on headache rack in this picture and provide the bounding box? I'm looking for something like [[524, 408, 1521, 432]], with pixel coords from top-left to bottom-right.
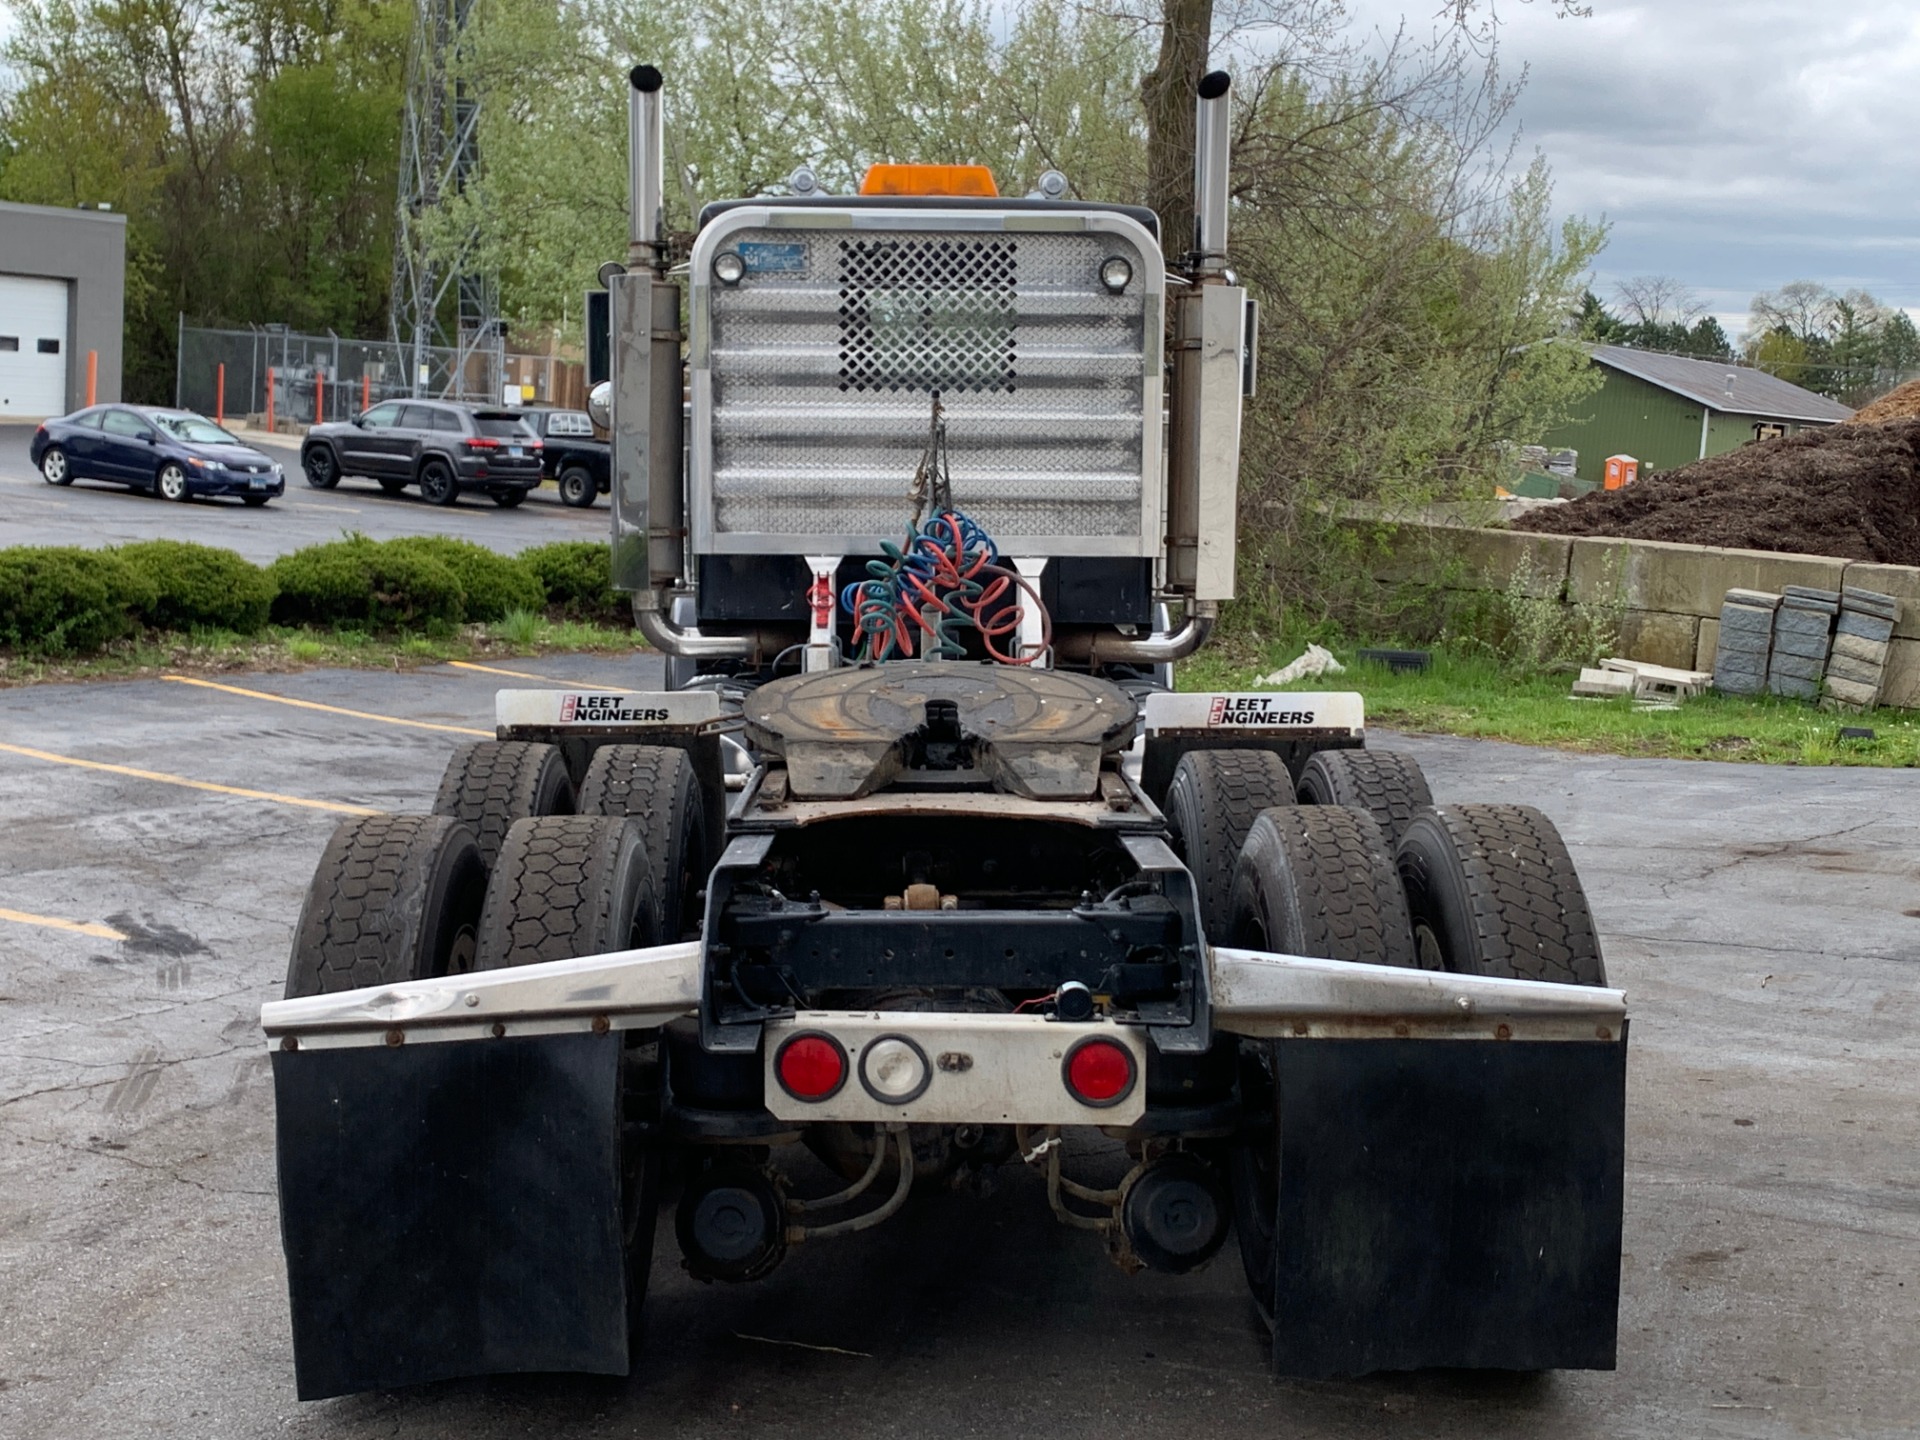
[[737, 241, 807, 274]]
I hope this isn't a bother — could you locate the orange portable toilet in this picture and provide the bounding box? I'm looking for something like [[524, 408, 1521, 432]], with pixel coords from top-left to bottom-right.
[[1603, 454, 1639, 490]]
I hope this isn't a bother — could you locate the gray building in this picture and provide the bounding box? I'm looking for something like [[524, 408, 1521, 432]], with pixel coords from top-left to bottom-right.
[[0, 199, 128, 418]]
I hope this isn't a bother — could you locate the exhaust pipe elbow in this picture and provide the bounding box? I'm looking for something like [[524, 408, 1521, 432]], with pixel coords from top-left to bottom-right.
[[1057, 605, 1216, 667], [632, 590, 757, 660]]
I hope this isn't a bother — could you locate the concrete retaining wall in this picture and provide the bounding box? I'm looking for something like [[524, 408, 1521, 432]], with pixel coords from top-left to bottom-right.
[[1364, 523, 1920, 707]]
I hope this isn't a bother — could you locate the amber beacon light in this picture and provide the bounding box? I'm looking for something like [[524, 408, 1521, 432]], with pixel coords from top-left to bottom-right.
[[859, 163, 999, 197]]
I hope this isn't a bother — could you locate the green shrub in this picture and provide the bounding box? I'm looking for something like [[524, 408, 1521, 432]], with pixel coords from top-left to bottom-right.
[[520, 541, 623, 622], [115, 540, 277, 635], [0, 546, 159, 655], [381, 536, 543, 622], [269, 537, 464, 632]]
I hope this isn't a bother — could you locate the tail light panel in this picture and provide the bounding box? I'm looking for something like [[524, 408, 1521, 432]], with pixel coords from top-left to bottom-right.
[[761, 1011, 1147, 1125]]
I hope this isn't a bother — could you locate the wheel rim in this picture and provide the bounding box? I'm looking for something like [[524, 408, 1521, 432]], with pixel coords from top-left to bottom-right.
[[1413, 923, 1446, 972], [446, 925, 477, 975], [160, 466, 186, 500], [43, 451, 66, 483], [305, 453, 332, 486], [424, 468, 450, 499], [563, 473, 586, 503]]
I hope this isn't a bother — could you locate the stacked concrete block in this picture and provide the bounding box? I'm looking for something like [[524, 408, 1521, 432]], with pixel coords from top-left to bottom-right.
[[1767, 586, 1840, 700], [1823, 587, 1900, 711], [1711, 589, 1779, 696]]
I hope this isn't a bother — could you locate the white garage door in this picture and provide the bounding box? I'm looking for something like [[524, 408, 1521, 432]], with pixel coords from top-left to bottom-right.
[[0, 275, 71, 417]]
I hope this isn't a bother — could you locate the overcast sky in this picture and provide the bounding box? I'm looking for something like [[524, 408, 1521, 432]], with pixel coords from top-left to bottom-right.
[[1340, 0, 1920, 339]]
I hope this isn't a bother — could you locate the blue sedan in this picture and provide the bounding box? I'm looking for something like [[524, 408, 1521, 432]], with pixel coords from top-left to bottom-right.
[[30, 405, 286, 506]]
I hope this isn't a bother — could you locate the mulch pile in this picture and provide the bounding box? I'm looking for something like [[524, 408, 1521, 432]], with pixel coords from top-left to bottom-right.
[[1511, 418, 1920, 564], [1843, 378, 1920, 425]]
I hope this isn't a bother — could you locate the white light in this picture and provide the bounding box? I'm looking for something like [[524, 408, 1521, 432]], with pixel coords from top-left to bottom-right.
[[713, 251, 746, 285], [861, 1037, 929, 1102], [1099, 256, 1132, 293]]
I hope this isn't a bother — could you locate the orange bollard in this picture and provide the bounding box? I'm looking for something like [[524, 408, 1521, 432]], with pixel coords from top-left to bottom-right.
[[267, 369, 275, 431], [86, 350, 97, 406], [216, 363, 225, 424], [362, 373, 370, 412], [315, 375, 324, 426]]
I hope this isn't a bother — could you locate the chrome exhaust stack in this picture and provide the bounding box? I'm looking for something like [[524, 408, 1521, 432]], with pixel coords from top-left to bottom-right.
[[1191, 69, 1232, 276], [626, 65, 665, 273], [611, 63, 694, 612], [1164, 70, 1245, 609]]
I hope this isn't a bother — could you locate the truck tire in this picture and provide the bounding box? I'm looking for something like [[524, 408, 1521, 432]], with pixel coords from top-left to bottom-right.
[[1227, 806, 1416, 967], [576, 744, 708, 940], [432, 740, 575, 867], [1163, 750, 1295, 940], [1295, 748, 1432, 848], [1395, 804, 1606, 985], [474, 815, 660, 968], [1225, 806, 1413, 1332], [558, 465, 597, 508], [473, 813, 665, 1351], [283, 813, 487, 998]]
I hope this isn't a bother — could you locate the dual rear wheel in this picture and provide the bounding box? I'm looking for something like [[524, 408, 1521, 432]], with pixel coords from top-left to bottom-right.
[[285, 739, 707, 1353], [1162, 745, 1608, 1340]]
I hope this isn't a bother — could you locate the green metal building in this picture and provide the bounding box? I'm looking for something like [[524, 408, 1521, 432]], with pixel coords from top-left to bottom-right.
[[1543, 344, 1853, 487]]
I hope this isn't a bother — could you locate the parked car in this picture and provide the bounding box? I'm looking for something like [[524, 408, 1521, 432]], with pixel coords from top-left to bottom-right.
[[519, 407, 610, 508], [30, 406, 286, 506], [300, 399, 542, 507]]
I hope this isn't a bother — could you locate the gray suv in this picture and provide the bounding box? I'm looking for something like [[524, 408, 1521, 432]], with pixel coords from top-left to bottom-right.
[[300, 400, 543, 507]]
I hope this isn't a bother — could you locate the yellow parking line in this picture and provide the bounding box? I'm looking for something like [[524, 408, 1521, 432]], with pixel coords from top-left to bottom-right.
[[0, 740, 377, 815], [446, 659, 626, 689], [0, 906, 126, 942], [162, 675, 489, 737]]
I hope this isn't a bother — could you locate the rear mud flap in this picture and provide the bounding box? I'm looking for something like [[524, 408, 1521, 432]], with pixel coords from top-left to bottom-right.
[[272, 1033, 627, 1400], [1269, 1029, 1626, 1378]]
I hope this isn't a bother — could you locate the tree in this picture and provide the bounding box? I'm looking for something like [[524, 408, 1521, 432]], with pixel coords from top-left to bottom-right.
[[1613, 275, 1702, 329]]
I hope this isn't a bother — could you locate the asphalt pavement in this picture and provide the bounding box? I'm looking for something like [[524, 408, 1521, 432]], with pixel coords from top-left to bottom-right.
[[0, 662, 1916, 1438], [0, 421, 607, 560]]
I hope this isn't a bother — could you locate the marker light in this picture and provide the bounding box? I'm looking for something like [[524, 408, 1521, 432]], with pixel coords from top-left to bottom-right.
[[1099, 256, 1133, 293], [713, 251, 747, 285], [859, 1035, 931, 1104], [775, 1032, 848, 1101], [1063, 1036, 1136, 1107], [859, 163, 998, 197]]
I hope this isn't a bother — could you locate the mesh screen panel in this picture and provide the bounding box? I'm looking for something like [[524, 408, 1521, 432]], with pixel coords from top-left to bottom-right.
[[702, 224, 1151, 549]]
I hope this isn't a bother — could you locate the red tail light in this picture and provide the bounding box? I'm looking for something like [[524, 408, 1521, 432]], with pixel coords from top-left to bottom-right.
[[464, 437, 500, 451], [1064, 1037, 1136, 1107], [775, 1033, 848, 1101]]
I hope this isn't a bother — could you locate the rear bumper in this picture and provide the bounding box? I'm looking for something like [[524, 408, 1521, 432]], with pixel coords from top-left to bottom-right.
[[261, 943, 1628, 1392]]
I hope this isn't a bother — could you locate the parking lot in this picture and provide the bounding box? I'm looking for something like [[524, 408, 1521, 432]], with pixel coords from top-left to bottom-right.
[[0, 421, 604, 561], [1, 656, 1915, 1439]]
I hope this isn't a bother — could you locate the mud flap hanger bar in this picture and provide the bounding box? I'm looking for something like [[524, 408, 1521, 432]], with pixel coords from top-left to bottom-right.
[[261, 941, 1623, 1050]]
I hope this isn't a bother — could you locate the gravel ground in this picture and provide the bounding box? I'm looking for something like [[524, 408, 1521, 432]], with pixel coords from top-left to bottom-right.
[[0, 661, 1916, 1438]]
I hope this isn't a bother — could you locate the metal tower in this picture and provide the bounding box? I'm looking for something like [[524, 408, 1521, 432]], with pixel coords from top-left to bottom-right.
[[391, 0, 502, 400]]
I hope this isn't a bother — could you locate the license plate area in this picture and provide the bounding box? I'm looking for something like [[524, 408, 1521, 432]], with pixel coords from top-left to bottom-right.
[[762, 1011, 1147, 1125]]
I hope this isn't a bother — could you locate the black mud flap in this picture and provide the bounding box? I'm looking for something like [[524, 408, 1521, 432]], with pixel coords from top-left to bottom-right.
[[1269, 1029, 1626, 1378], [272, 1033, 627, 1400]]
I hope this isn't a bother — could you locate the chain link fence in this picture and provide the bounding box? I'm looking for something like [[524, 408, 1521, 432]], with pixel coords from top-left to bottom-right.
[[175, 321, 586, 432]]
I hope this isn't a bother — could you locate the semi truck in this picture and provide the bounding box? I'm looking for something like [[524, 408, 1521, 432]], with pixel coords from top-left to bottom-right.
[[261, 64, 1627, 1399]]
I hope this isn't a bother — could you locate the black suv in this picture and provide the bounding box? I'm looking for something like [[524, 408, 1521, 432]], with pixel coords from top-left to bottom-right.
[[301, 400, 543, 507]]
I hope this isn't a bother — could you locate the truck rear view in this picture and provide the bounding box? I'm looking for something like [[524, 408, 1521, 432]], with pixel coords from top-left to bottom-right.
[[261, 64, 1627, 1400]]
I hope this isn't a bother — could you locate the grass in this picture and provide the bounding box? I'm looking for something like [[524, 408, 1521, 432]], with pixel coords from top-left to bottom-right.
[[0, 616, 648, 689], [1182, 639, 1920, 768]]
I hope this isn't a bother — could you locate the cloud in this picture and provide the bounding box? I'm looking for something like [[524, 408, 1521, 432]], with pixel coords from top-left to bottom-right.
[[1337, 0, 1920, 336]]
